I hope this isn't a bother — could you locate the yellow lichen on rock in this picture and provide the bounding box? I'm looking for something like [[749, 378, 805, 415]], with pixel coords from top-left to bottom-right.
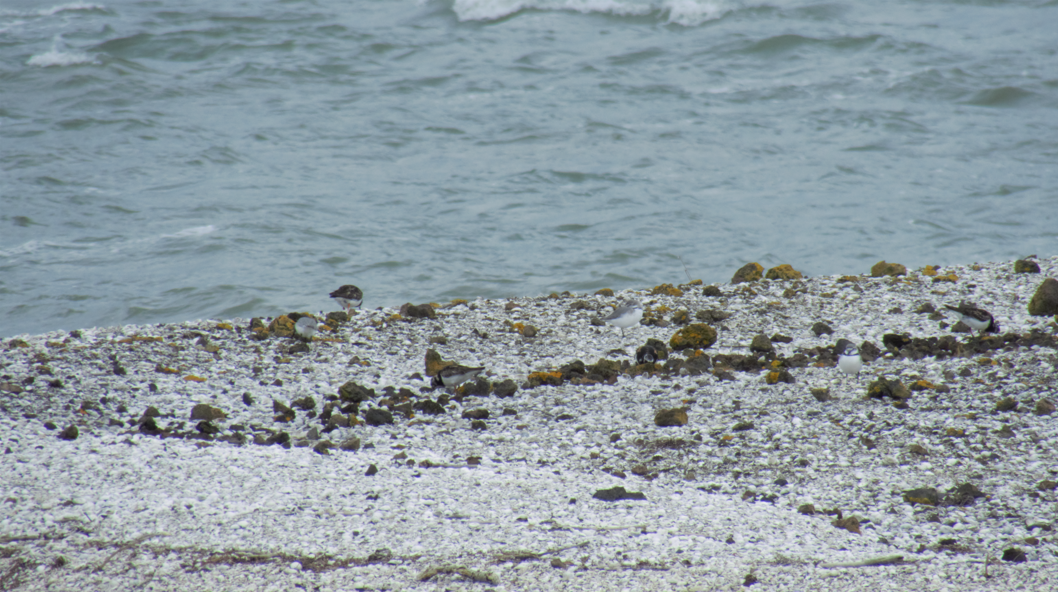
[[650, 283, 683, 297], [731, 262, 763, 284], [932, 273, 958, 283], [595, 288, 614, 297], [268, 315, 296, 337], [921, 265, 939, 277], [183, 375, 206, 382], [215, 323, 233, 330], [765, 264, 803, 281], [527, 371, 563, 387], [871, 261, 907, 277], [669, 324, 717, 351]]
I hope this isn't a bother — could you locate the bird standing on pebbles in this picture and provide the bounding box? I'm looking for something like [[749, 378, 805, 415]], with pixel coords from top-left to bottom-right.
[[835, 340, 862, 377], [944, 301, 998, 335], [432, 364, 485, 389], [330, 284, 363, 314], [294, 316, 318, 342], [602, 300, 644, 338]]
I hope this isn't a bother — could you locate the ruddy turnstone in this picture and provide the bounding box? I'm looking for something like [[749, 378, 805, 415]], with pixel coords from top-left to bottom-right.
[[431, 364, 485, 389], [635, 344, 658, 365], [835, 340, 862, 376], [603, 300, 643, 337], [944, 301, 998, 334], [294, 316, 318, 341], [330, 284, 363, 313]]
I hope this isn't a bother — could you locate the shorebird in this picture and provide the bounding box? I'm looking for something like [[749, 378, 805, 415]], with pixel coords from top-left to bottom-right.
[[330, 284, 363, 313], [294, 316, 318, 342], [835, 340, 862, 377], [602, 300, 643, 337], [431, 364, 485, 389], [636, 344, 658, 365], [944, 301, 998, 335]]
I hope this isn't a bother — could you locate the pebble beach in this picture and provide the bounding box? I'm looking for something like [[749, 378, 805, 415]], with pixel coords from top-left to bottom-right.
[[2, 257, 1058, 591]]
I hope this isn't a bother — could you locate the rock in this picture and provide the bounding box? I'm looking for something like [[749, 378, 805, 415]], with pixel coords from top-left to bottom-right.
[[1027, 278, 1058, 316], [871, 261, 907, 277], [764, 369, 794, 384], [492, 379, 518, 398], [903, 487, 940, 506], [882, 333, 912, 351], [670, 310, 691, 325], [832, 516, 861, 534], [364, 408, 394, 426], [944, 483, 985, 506], [272, 400, 295, 422], [312, 441, 332, 455], [594, 288, 614, 297], [654, 408, 688, 427], [339, 437, 361, 451], [196, 421, 220, 435], [867, 377, 911, 400], [242, 392, 254, 406], [650, 283, 683, 297], [470, 420, 487, 430], [265, 432, 290, 446], [696, 309, 731, 323], [400, 303, 437, 319], [669, 324, 717, 351], [592, 486, 647, 502], [1014, 259, 1041, 273], [413, 399, 446, 415], [749, 334, 774, 354], [339, 380, 375, 404], [798, 504, 816, 515], [58, 425, 78, 441], [190, 404, 226, 421], [995, 397, 1018, 412], [462, 408, 489, 420], [811, 388, 832, 402], [1035, 399, 1055, 416], [365, 464, 378, 476], [765, 264, 803, 280], [424, 349, 450, 378], [267, 315, 296, 337], [811, 322, 833, 336], [1002, 548, 1027, 563], [732, 421, 754, 432], [731, 262, 763, 284], [526, 371, 564, 387], [460, 377, 491, 397], [588, 358, 622, 381], [702, 285, 723, 297]]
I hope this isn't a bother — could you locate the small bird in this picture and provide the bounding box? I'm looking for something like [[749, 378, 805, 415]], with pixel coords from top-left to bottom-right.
[[329, 285, 363, 314], [944, 301, 998, 335], [431, 364, 485, 389], [635, 344, 658, 365], [602, 300, 644, 337], [835, 340, 862, 377], [294, 316, 318, 341]]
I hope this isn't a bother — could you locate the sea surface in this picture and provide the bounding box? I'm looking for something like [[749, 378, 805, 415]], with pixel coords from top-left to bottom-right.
[[2, 0, 1056, 338]]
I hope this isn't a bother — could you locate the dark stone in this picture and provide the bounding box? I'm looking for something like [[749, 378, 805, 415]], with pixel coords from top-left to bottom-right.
[[242, 392, 254, 406], [1014, 259, 1041, 274], [944, 483, 985, 507], [867, 377, 911, 400], [364, 408, 394, 426], [811, 322, 833, 337], [682, 354, 711, 375], [592, 486, 647, 502], [696, 309, 731, 323], [339, 380, 375, 403], [749, 335, 774, 354], [915, 303, 937, 314], [882, 333, 912, 351], [292, 396, 316, 411], [770, 334, 793, 344], [1027, 278, 1058, 316], [702, 285, 722, 297], [859, 341, 882, 363], [654, 408, 688, 427], [265, 432, 290, 446], [995, 397, 1018, 412], [139, 417, 162, 435], [493, 379, 518, 398], [58, 425, 78, 441], [196, 421, 220, 435], [461, 377, 491, 397], [462, 408, 490, 420], [190, 404, 226, 421], [413, 399, 446, 415], [365, 463, 378, 476], [470, 419, 487, 430], [810, 388, 832, 402], [399, 303, 437, 319], [902, 487, 940, 506], [1002, 548, 1027, 563]]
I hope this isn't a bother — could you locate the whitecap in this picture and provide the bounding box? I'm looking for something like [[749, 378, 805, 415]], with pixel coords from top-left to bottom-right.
[[26, 48, 97, 67], [163, 225, 217, 239], [450, 0, 731, 25]]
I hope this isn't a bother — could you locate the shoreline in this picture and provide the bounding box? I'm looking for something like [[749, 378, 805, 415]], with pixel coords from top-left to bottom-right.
[[2, 257, 1057, 591]]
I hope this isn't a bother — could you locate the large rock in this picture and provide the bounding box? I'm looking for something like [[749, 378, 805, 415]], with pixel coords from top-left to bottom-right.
[[1027, 278, 1058, 316], [400, 303, 437, 319], [669, 324, 717, 351], [267, 315, 296, 337], [765, 264, 803, 280], [731, 262, 763, 284], [871, 261, 907, 277]]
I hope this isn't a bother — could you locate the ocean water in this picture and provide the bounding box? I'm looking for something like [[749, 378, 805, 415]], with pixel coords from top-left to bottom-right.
[[1, 0, 1056, 338]]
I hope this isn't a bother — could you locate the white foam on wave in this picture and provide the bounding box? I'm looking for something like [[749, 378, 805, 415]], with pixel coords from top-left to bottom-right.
[[0, 2, 106, 19], [26, 48, 96, 67], [163, 225, 217, 239], [451, 0, 732, 26]]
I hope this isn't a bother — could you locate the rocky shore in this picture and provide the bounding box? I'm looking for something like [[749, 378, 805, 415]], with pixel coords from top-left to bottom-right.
[[2, 257, 1058, 591]]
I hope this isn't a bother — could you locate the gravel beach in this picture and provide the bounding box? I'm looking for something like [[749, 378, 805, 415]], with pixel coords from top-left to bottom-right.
[[3, 258, 1057, 591]]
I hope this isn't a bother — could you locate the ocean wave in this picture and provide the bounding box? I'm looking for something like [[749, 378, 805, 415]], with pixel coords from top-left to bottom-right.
[[0, 2, 106, 19], [451, 0, 733, 26], [26, 48, 97, 67]]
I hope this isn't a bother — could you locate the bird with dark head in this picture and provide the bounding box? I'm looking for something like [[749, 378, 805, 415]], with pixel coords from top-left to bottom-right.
[[330, 285, 363, 314], [431, 364, 485, 389], [944, 301, 998, 335]]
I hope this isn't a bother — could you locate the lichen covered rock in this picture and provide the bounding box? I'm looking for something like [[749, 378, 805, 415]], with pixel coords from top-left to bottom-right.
[[871, 261, 907, 277], [669, 324, 717, 351], [1027, 277, 1058, 316], [765, 264, 803, 281], [731, 262, 763, 284]]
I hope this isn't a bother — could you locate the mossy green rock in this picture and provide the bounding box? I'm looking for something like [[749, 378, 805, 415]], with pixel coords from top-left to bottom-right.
[[669, 324, 717, 351], [731, 262, 763, 284], [765, 264, 803, 280], [1014, 259, 1041, 274], [871, 261, 907, 277], [1027, 278, 1058, 316]]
